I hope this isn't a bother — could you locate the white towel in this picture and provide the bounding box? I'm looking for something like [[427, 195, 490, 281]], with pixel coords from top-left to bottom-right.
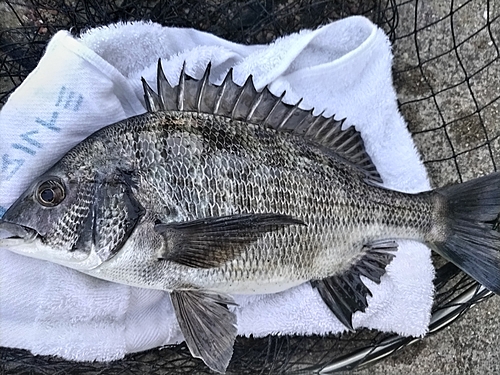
[[0, 16, 434, 362]]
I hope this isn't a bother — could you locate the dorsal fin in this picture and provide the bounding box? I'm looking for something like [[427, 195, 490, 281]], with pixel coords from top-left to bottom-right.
[[141, 59, 382, 183]]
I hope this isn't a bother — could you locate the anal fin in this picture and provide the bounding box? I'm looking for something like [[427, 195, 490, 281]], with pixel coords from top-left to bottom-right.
[[311, 240, 397, 330], [170, 290, 237, 374]]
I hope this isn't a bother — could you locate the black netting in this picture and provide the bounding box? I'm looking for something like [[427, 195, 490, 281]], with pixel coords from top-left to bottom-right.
[[1, 1, 499, 374]]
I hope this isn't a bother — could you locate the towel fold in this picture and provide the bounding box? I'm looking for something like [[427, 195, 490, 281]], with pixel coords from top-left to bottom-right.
[[0, 16, 434, 362]]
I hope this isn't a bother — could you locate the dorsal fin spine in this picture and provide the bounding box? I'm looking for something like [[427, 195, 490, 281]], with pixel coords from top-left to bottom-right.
[[214, 68, 233, 115], [262, 91, 287, 127], [294, 108, 315, 134], [276, 98, 303, 131], [177, 62, 186, 111], [142, 61, 383, 184], [320, 118, 341, 141], [344, 141, 363, 155], [246, 87, 265, 121], [352, 152, 370, 162], [156, 59, 168, 110], [337, 134, 359, 152], [142, 77, 161, 112], [324, 120, 342, 139], [196, 63, 211, 113], [231, 75, 254, 120], [304, 112, 326, 138]]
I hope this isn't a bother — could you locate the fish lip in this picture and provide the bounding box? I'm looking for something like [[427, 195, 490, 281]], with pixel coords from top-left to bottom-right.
[[0, 220, 39, 242]]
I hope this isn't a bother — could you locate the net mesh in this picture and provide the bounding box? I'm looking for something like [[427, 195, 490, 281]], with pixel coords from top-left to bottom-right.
[[0, 0, 499, 373]]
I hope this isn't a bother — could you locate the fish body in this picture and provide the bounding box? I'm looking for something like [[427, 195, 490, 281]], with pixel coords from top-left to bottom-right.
[[1, 62, 500, 373], [59, 109, 427, 293]]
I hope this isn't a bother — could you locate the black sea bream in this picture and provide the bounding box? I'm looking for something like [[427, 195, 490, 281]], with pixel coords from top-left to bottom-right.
[[1, 61, 500, 373]]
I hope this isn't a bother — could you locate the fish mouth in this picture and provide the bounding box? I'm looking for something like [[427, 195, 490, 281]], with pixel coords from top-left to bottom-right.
[[0, 220, 38, 244]]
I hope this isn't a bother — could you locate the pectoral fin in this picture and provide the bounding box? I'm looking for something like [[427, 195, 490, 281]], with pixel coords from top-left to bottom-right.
[[311, 240, 397, 330], [155, 213, 304, 268], [170, 290, 237, 374]]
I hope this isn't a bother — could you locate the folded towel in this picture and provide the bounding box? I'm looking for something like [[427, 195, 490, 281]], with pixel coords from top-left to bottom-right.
[[0, 16, 434, 362]]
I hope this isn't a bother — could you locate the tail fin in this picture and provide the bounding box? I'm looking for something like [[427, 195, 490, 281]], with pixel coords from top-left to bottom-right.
[[431, 172, 500, 294]]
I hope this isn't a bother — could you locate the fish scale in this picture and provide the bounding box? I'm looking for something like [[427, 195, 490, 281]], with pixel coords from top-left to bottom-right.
[[79, 109, 431, 287], [1, 62, 500, 373], [74, 109, 431, 288]]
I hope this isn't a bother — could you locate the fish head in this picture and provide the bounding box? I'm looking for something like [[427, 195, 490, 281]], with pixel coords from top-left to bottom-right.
[[0, 169, 100, 269], [0, 164, 144, 271]]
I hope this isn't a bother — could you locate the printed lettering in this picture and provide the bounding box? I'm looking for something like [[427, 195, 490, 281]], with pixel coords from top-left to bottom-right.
[[1, 154, 25, 181], [11, 144, 36, 155], [20, 130, 42, 149], [2, 86, 84, 183], [64, 91, 75, 109], [55, 86, 66, 107], [55, 85, 83, 112], [73, 94, 84, 111], [35, 111, 60, 132]]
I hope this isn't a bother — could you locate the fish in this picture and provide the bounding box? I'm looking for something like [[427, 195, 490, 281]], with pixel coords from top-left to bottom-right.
[[1, 60, 500, 373]]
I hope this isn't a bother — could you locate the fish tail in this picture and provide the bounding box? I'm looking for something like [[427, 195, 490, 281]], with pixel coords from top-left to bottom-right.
[[429, 172, 500, 294]]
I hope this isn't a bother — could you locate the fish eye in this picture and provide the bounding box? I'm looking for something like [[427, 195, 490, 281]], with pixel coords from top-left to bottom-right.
[[36, 179, 66, 207]]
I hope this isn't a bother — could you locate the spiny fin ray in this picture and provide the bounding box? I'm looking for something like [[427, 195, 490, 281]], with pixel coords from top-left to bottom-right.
[[311, 240, 397, 330], [141, 59, 382, 183]]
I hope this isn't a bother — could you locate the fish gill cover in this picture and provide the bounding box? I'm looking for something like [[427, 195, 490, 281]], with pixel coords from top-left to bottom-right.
[[0, 0, 499, 374]]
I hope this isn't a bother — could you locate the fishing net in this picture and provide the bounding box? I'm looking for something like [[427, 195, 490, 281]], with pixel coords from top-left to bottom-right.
[[0, 0, 499, 373]]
